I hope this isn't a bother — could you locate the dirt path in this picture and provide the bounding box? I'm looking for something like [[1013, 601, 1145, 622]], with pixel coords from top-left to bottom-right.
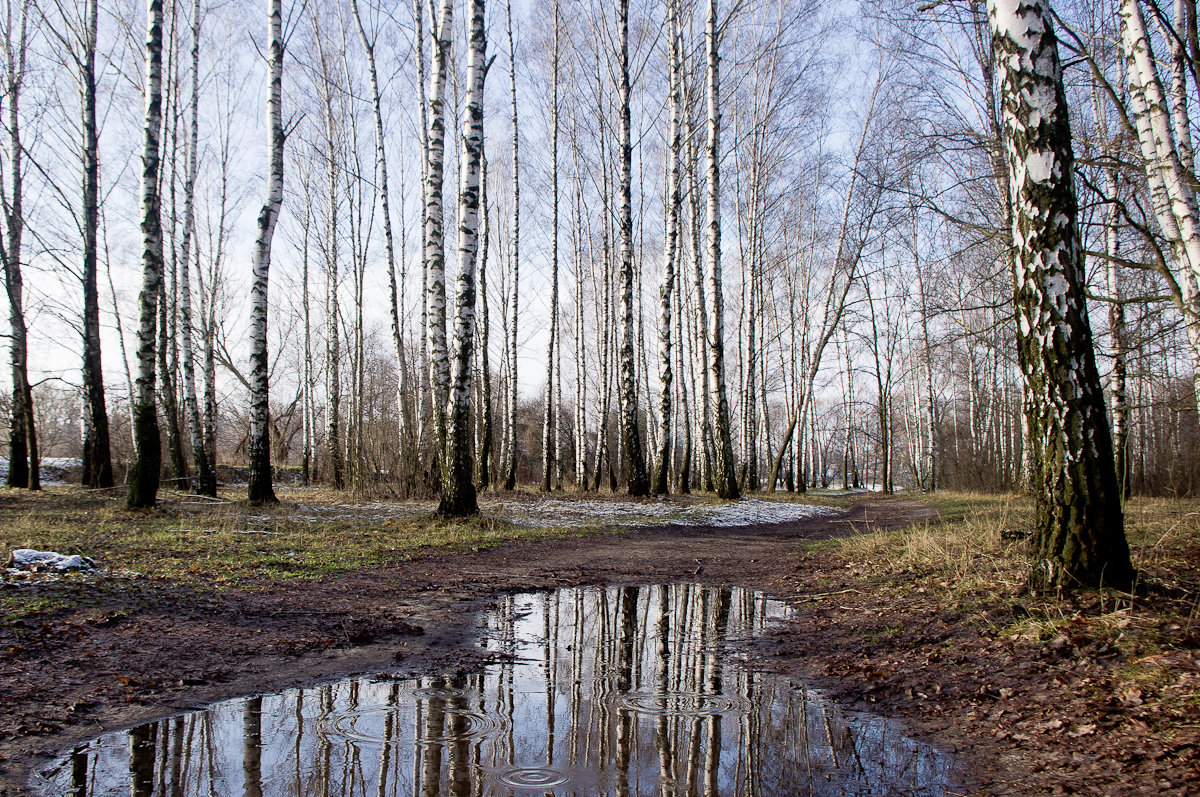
[[1, 498, 1194, 795]]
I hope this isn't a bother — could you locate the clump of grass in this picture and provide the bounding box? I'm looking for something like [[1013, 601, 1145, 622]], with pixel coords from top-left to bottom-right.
[[836, 491, 1033, 598]]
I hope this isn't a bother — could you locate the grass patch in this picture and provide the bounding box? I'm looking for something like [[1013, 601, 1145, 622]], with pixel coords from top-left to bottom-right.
[[832, 491, 1200, 658], [0, 486, 585, 622]]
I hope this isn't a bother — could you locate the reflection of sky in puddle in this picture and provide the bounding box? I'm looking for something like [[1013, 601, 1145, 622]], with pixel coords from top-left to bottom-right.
[[36, 584, 958, 796]]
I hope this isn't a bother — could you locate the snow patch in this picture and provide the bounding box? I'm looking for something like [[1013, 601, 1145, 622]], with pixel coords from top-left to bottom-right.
[[6, 548, 96, 573], [0, 457, 82, 486], [486, 497, 835, 530]]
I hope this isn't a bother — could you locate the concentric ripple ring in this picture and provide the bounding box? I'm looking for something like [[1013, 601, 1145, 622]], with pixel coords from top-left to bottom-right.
[[495, 766, 571, 789]]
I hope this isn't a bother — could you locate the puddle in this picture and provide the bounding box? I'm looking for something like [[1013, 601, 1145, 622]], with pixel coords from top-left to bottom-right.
[[35, 584, 958, 796]]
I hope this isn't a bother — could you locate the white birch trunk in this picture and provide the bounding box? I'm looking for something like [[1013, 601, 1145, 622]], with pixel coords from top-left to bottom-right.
[[502, 0, 520, 491], [350, 0, 407, 457], [991, 0, 1130, 589], [703, 0, 738, 499], [616, 0, 649, 495], [246, 0, 284, 504], [426, 0, 454, 458], [652, 0, 682, 495], [542, 2, 560, 492], [128, 0, 166, 508], [439, 0, 487, 516]]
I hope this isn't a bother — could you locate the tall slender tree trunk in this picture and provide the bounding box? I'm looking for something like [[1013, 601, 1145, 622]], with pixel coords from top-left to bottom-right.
[[3, 0, 35, 490], [652, 0, 683, 495], [246, 0, 285, 505], [128, 0, 166, 509], [426, 0, 454, 463], [413, 0, 430, 459], [616, 0, 649, 496], [542, 2, 561, 493], [178, 0, 213, 495], [81, 0, 112, 489], [439, 0, 487, 517], [157, 262, 186, 485], [990, 0, 1131, 590], [703, 0, 738, 499], [477, 153, 493, 488], [300, 193, 314, 485], [572, 146, 588, 490], [350, 0, 408, 460], [502, 0, 520, 491], [684, 77, 714, 492], [1105, 183, 1130, 498]]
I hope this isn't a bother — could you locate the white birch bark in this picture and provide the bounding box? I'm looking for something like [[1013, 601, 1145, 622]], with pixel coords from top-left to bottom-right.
[[439, 0, 487, 516], [991, 0, 1130, 589], [616, 0, 649, 495], [1121, 0, 1200, 422], [413, 0, 430, 457], [316, 29, 343, 490], [703, 0, 738, 499], [128, 0, 166, 508], [2, 0, 35, 490], [426, 0, 453, 457], [542, 1, 560, 492], [502, 0, 520, 491], [246, 0, 284, 504], [178, 0, 213, 496], [652, 0, 682, 495], [350, 0, 408, 457]]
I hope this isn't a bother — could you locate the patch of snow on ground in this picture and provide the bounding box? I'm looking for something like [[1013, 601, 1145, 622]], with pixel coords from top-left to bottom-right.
[[6, 548, 96, 573], [0, 457, 82, 486], [486, 497, 835, 529]]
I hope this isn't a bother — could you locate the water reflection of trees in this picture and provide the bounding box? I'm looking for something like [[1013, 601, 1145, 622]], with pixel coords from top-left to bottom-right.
[[46, 584, 956, 796]]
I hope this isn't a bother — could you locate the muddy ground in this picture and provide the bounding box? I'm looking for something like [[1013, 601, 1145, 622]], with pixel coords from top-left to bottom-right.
[[1, 496, 1196, 795]]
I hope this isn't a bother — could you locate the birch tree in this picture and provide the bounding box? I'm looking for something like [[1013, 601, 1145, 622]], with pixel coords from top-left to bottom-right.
[[704, 0, 738, 499], [477, 153, 493, 488], [246, 0, 286, 505], [541, 0, 560, 493], [2, 0, 35, 490], [349, 0, 407, 458], [439, 0, 486, 517], [426, 0, 454, 460], [128, 0, 166, 509], [652, 0, 683, 495], [501, 0, 520, 491], [80, 0, 112, 489], [616, 0, 649, 496], [178, 0, 214, 496], [988, 0, 1131, 590]]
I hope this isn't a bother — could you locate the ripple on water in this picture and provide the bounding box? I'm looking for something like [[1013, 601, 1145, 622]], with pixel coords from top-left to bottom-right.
[[494, 765, 571, 789], [414, 709, 504, 744], [411, 685, 469, 700], [320, 704, 417, 743], [615, 691, 752, 717]]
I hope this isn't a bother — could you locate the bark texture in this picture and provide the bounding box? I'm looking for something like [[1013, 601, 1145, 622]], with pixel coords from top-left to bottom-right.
[[81, 0, 112, 489], [704, 0, 739, 499], [990, 0, 1132, 590], [247, 0, 285, 505], [438, 0, 487, 517], [178, 0, 214, 495], [128, 0, 166, 509], [616, 0, 649, 495], [426, 0, 454, 459]]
